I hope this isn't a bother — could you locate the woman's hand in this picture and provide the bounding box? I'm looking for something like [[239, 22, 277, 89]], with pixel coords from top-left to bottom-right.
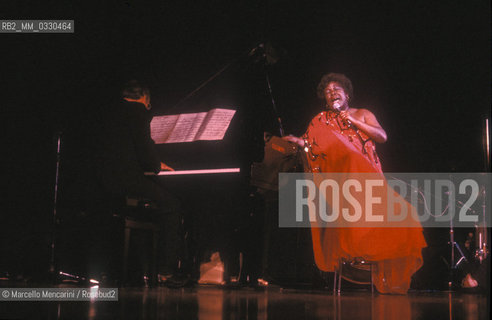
[[339, 110, 353, 123], [340, 109, 387, 143]]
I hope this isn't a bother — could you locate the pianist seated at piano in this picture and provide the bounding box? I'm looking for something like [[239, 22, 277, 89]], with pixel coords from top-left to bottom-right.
[[96, 80, 189, 287]]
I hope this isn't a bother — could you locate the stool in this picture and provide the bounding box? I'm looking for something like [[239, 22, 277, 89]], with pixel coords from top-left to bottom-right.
[[119, 197, 160, 286], [334, 258, 375, 294]]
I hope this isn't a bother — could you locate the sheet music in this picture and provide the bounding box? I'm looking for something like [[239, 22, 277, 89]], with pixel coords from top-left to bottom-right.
[[196, 109, 237, 140], [150, 108, 236, 144], [150, 114, 179, 144], [166, 112, 207, 143]]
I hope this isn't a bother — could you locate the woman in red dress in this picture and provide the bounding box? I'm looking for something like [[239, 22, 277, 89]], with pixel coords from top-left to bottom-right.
[[284, 73, 426, 294]]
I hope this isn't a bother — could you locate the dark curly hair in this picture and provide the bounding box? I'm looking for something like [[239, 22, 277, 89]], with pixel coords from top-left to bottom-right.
[[121, 80, 150, 100], [316, 73, 354, 101]]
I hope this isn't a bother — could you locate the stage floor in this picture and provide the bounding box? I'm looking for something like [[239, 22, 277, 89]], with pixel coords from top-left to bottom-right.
[[0, 286, 489, 319]]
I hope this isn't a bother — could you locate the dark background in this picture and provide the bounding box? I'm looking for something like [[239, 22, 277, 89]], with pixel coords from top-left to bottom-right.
[[0, 1, 490, 282]]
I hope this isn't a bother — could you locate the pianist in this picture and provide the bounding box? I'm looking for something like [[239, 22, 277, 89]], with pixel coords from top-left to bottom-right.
[[97, 80, 187, 286]]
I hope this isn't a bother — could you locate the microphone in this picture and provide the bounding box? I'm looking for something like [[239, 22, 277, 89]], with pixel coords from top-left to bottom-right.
[[333, 101, 341, 111], [333, 102, 352, 127]]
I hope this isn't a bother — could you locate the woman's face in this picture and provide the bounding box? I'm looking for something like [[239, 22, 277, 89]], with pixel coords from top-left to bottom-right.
[[324, 81, 349, 111]]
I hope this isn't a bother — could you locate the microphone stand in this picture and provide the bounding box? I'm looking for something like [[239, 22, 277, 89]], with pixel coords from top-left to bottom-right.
[[476, 118, 490, 263], [264, 70, 284, 137], [50, 131, 62, 282], [448, 197, 468, 290], [475, 186, 488, 263], [50, 132, 90, 285], [255, 42, 284, 137]]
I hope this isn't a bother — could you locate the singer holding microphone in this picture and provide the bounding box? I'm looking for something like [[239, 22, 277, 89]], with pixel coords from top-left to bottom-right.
[[283, 72, 387, 172], [284, 72, 386, 156], [283, 73, 426, 294]]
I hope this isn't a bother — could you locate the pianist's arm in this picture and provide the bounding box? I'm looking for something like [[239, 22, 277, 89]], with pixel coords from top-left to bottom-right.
[[130, 105, 162, 174]]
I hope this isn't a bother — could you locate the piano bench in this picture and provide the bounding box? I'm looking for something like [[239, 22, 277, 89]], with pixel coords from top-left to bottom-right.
[[117, 196, 160, 287]]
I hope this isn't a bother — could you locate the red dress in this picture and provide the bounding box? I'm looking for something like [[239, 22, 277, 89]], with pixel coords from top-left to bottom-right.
[[302, 110, 427, 294]]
